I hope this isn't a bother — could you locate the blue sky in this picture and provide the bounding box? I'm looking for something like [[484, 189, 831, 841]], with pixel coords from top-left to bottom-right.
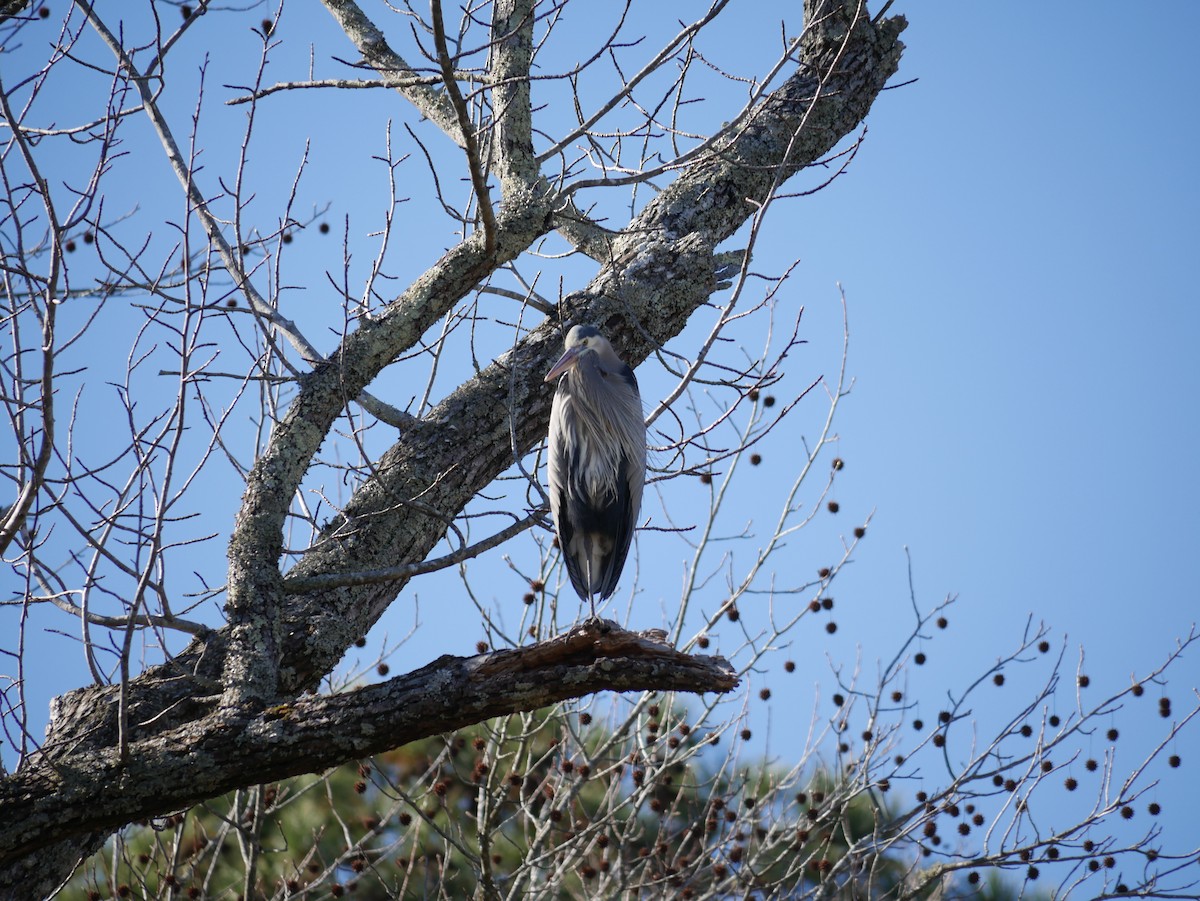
[[793, 4, 1200, 690], [4, 0, 1198, 881]]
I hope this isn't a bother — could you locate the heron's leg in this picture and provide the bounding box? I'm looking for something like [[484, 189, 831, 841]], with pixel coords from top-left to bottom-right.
[[584, 553, 595, 618], [581, 534, 596, 619]]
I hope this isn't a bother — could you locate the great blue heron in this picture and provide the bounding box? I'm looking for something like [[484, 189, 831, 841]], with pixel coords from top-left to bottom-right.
[[545, 324, 646, 612]]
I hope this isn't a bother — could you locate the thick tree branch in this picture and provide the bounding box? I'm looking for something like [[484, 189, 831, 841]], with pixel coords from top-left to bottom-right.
[[0, 622, 735, 870], [489, 0, 537, 189]]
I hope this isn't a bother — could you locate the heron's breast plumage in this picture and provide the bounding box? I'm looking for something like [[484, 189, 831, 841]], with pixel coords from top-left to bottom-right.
[[546, 339, 645, 601], [565, 407, 622, 500]]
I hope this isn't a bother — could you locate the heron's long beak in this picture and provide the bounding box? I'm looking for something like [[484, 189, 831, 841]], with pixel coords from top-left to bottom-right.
[[545, 346, 582, 382]]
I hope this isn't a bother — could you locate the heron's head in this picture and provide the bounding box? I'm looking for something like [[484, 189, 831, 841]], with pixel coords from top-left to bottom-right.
[[544, 324, 609, 382]]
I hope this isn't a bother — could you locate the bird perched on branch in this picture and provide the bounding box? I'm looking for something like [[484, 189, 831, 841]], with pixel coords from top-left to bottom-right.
[[545, 324, 646, 613]]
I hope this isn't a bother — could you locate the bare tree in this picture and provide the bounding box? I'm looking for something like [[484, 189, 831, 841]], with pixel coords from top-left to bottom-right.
[[2, 1, 1196, 898]]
